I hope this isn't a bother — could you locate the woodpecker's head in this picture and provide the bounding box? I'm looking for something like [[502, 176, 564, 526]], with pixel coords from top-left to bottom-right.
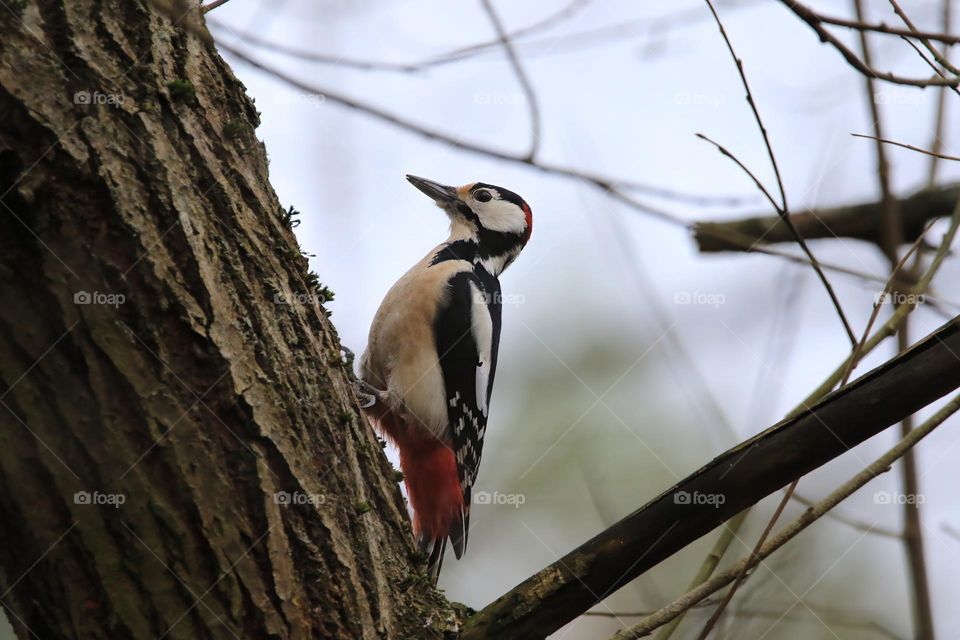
[[406, 174, 532, 273]]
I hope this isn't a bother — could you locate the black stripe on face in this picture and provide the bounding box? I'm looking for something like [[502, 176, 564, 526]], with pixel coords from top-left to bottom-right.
[[453, 196, 525, 261]]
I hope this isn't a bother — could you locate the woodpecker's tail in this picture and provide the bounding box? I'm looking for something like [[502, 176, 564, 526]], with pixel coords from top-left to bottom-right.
[[403, 437, 464, 583], [420, 533, 447, 582]]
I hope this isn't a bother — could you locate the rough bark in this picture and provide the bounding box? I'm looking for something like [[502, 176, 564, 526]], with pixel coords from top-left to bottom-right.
[[0, 2, 453, 638]]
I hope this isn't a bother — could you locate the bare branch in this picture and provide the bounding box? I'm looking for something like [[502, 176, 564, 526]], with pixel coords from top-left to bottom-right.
[[214, 40, 760, 216], [693, 182, 960, 252], [205, 42, 945, 299], [699, 0, 857, 347], [778, 0, 960, 87], [200, 0, 231, 13], [462, 310, 960, 639], [730, 602, 904, 640], [812, 10, 960, 45], [853, 133, 960, 162], [479, 0, 542, 160], [206, 0, 591, 72], [611, 388, 960, 639], [928, 0, 955, 184], [890, 0, 960, 76], [791, 493, 902, 538]]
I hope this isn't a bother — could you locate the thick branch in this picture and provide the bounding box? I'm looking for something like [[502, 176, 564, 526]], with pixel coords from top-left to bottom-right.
[[693, 183, 959, 252], [462, 313, 960, 640]]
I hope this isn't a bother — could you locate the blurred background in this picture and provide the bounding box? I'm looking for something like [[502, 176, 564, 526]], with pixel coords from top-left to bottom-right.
[[21, 1, 956, 638]]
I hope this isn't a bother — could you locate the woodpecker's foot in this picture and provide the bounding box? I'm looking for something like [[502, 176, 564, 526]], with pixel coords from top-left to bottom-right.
[[354, 379, 386, 409]]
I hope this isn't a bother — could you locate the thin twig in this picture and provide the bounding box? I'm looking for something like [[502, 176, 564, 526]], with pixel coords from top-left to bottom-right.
[[200, 0, 231, 13], [928, 0, 955, 185], [839, 220, 937, 387], [653, 512, 748, 640], [812, 10, 960, 45], [209, 42, 948, 298], [698, 126, 935, 637], [213, 40, 763, 212], [695, 134, 856, 346], [730, 602, 904, 640], [699, 1, 857, 348], [208, 1, 762, 73], [791, 493, 902, 538], [693, 2, 859, 631], [852, 133, 960, 162], [479, 0, 541, 160], [796, 202, 960, 411], [206, 0, 591, 72], [779, 0, 960, 87], [896, 36, 960, 99], [694, 486, 788, 639], [859, 6, 936, 636], [890, 0, 960, 76], [611, 390, 960, 639]]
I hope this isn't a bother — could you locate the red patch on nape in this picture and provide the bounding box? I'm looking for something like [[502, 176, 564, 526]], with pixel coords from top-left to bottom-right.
[[521, 202, 533, 244]]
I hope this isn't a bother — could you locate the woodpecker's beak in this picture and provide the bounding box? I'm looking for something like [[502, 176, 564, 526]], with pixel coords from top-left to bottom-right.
[[406, 175, 459, 208]]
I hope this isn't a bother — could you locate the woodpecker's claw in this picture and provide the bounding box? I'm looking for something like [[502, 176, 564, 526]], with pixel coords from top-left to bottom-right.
[[354, 379, 385, 409]]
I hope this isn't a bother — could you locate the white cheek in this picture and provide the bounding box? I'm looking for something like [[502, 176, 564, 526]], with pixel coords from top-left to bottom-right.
[[477, 200, 526, 234]]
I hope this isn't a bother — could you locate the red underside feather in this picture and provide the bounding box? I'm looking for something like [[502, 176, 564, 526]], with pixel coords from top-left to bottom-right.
[[376, 411, 463, 540]]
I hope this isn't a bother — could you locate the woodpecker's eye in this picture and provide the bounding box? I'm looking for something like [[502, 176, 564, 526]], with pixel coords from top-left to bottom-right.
[[474, 190, 492, 203]]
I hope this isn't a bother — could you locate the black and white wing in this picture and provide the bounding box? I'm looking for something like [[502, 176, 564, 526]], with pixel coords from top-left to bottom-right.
[[433, 270, 502, 559]]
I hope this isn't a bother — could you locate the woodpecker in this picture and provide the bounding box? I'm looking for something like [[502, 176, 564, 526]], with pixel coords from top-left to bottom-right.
[[358, 174, 532, 580]]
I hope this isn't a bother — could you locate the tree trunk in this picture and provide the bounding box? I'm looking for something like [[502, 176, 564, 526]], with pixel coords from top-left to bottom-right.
[[0, 2, 454, 638]]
